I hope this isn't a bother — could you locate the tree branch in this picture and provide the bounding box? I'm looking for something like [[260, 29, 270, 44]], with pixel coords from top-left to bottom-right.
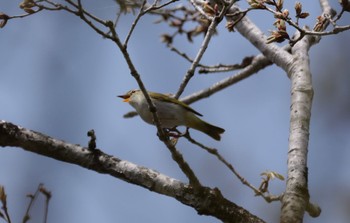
[[181, 53, 272, 104], [183, 132, 282, 203], [174, 0, 237, 98], [175, 14, 219, 99], [279, 1, 337, 220], [228, 5, 293, 73], [280, 33, 321, 222], [0, 120, 265, 223]]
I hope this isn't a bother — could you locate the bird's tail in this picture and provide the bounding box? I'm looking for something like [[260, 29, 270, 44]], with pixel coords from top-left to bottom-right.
[[188, 116, 225, 141]]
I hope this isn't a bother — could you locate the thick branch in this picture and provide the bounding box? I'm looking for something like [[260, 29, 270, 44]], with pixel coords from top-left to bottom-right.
[[280, 34, 321, 222], [0, 120, 264, 223], [280, 1, 336, 220], [228, 6, 293, 73]]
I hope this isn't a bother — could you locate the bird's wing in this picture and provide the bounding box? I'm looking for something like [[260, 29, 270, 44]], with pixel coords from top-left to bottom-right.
[[150, 92, 203, 117]]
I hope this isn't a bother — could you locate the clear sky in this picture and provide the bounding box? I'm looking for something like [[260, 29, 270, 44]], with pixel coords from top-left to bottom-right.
[[1, 1, 350, 223]]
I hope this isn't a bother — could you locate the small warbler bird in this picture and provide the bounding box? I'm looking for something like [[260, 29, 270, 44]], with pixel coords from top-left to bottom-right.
[[118, 89, 225, 140]]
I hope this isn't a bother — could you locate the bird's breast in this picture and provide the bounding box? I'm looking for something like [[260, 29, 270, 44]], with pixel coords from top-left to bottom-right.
[[132, 99, 188, 128]]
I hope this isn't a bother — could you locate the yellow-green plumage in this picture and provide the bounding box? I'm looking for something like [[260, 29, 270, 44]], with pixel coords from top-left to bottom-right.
[[118, 89, 225, 141]]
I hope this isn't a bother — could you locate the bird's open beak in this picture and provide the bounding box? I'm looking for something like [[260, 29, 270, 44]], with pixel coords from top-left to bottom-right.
[[117, 95, 130, 102]]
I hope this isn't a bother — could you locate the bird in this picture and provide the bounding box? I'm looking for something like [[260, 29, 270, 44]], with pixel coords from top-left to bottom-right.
[[118, 89, 225, 141]]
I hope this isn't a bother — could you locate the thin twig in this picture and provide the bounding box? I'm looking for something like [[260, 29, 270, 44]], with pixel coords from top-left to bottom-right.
[[169, 44, 210, 67], [144, 0, 179, 12], [0, 185, 11, 223], [124, 0, 179, 46], [333, 7, 345, 23], [23, 184, 43, 223], [112, 10, 122, 30], [174, 0, 239, 98], [198, 56, 255, 74], [8, 11, 41, 19], [65, 0, 108, 25], [198, 64, 243, 73], [39, 186, 51, 223], [77, 0, 83, 12], [180, 53, 273, 104], [174, 9, 223, 99], [183, 132, 281, 202], [304, 25, 350, 36], [264, 6, 304, 33], [188, 0, 213, 20], [124, 0, 147, 46], [35, 0, 111, 38]]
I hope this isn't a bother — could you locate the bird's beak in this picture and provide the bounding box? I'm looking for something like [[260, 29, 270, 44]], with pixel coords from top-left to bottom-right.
[[117, 95, 130, 102]]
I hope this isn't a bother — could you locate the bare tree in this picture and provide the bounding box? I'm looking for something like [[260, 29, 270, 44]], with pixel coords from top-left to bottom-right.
[[1, 0, 350, 222]]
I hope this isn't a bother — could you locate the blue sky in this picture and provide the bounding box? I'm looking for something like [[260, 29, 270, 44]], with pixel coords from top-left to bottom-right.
[[1, 1, 350, 222]]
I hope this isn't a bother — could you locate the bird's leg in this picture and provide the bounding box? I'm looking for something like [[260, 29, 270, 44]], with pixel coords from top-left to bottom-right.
[[165, 127, 180, 138], [166, 127, 189, 138], [183, 127, 190, 137], [157, 129, 170, 141], [158, 128, 183, 139]]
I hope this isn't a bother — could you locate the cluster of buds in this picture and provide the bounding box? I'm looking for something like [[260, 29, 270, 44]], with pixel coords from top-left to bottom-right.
[[247, 0, 267, 9], [247, 0, 284, 10], [339, 0, 350, 12], [313, 15, 327, 32], [295, 2, 309, 19], [1, 0, 43, 29], [257, 170, 285, 195], [201, 1, 219, 17], [0, 13, 9, 28], [256, 0, 309, 43], [274, 9, 289, 20], [115, 0, 144, 14], [19, 0, 38, 14], [161, 18, 212, 44], [266, 19, 289, 43], [225, 19, 235, 32], [158, 5, 215, 44]]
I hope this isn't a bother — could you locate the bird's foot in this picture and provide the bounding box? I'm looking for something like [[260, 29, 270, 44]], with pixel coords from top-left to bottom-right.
[[166, 127, 189, 138]]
